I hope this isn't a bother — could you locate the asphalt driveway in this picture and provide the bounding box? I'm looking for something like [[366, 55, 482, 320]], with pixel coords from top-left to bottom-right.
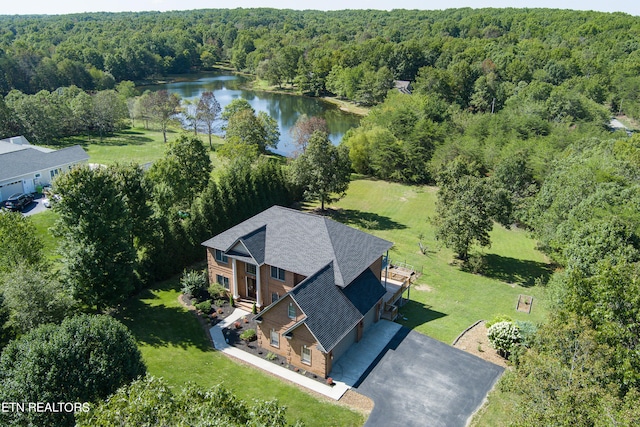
[[356, 328, 504, 427]]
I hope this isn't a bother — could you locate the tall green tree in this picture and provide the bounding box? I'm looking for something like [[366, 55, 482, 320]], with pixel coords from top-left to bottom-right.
[[147, 133, 212, 210], [292, 131, 351, 211], [92, 89, 128, 138], [433, 157, 507, 260], [54, 166, 137, 311]]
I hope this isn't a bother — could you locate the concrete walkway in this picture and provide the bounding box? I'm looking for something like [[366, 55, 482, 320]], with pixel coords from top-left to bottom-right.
[[209, 308, 350, 400]]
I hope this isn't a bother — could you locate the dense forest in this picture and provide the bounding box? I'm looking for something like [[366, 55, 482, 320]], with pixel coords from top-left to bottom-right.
[[0, 8, 639, 114], [2, 7, 640, 426]]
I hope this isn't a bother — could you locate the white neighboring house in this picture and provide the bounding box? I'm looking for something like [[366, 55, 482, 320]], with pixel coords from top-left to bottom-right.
[[0, 136, 89, 202]]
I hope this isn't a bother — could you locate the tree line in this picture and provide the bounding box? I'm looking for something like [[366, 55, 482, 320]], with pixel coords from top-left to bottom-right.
[[1, 8, 640, 113]]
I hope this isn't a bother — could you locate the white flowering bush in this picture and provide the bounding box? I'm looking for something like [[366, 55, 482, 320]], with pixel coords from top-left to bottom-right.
[[487, 321, 522, 358]]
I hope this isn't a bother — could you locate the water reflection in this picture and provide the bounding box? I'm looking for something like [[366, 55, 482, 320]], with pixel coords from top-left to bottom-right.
[[142, 72, 361, 155]]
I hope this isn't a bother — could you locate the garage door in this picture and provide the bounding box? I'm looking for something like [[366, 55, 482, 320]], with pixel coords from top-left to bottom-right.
[[0, 181, 24, 202]]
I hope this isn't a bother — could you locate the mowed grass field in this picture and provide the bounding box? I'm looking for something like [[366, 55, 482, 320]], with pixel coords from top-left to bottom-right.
[[311, 177, 551, 344], [59, 126, 226, 168]]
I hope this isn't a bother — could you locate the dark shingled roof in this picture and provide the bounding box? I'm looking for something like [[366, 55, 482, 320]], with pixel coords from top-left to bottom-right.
[[240, 225, 266, 265], [0, 145, 89, 181], [341, 268, 386, 316], [289, 263, 363, 353], [202, 206, 393, 288]]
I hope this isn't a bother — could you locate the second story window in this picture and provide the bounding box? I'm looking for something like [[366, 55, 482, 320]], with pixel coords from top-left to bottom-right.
[[214, 249, 228, 264], [270, 266, 285, 281], [288, 303, 296, 319]]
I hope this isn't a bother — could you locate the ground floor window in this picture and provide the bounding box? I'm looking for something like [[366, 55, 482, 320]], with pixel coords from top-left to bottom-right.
[[270, 329, 279, 348], [302, 345, 311, 365], [216, 274, 230, 290]]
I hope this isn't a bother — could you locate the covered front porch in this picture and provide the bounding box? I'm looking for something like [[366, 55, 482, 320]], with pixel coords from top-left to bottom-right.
[[228, 257, 262, 312]]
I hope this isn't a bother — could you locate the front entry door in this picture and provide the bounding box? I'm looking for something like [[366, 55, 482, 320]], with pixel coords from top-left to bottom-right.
[[246, 277, 257, 300]]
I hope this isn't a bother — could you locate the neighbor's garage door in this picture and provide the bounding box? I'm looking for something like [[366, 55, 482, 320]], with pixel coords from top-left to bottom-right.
[[0, 180, 24, 202]]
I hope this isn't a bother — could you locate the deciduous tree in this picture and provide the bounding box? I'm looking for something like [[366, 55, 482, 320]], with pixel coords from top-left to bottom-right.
[[292, 131, 350, 211], [77, 376, 295, 427], [196, 91, 221, 149], [433, 157, 495, 260], [54, 166, 137, 311], [0, 212, 44, 274], [290, 114, 328, 154], [147, 133, 212, 209], [147, 90, 181, 142], [0, 315, 145, 427], [1, 265, 74, 335]]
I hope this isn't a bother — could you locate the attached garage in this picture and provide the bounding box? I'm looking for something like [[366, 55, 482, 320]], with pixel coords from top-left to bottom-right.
[[0, 180, 24, 202]]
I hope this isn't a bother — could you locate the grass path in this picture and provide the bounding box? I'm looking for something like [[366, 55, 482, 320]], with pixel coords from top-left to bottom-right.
[[315, 177, 550, 343], [116, 278, 365, 427]]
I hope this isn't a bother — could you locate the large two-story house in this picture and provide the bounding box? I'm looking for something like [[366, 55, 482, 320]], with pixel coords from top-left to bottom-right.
[[202, 206, 393, 377]]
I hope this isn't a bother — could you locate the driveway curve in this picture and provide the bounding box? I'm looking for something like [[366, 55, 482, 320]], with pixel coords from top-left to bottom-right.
[[356, 328, 504, 427]]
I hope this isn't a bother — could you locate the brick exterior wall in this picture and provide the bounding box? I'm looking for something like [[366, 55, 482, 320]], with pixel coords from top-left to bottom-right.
[[256, 295, 329, 377], [206, 249, 233, 291]]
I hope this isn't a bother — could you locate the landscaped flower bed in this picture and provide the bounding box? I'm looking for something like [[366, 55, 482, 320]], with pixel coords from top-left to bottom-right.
[[222, 315, 327, 385]]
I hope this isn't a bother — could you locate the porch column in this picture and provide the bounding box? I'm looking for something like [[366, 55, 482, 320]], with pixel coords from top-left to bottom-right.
[[384, 250, 389, 291], [231, 258, 239, 299], [256, 265, 262, 308]]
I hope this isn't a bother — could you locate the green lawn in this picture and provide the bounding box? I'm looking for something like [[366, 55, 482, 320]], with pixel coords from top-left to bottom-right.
[[313, 177, 550, 343], [116, 277, 365, 427], [59, 127, 227, 169], [29, 209, 61, 263]]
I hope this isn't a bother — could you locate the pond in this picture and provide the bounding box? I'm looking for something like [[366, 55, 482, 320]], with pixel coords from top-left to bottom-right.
[[142, 72, 361, 156]]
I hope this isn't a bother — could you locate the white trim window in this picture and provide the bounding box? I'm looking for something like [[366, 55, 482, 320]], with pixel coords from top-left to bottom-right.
[[216, 274, 230, 290], [288, 303, 296, 319], [270, 266, 285, 281], [270, 329, 279, 348], [246, 263, 257, 275], [301, 345, 311, 365], [214, 249, 228, 264], [271, 292, 279, 304]]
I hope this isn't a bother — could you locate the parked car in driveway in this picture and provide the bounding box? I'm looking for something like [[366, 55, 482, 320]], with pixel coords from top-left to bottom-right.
[[3, 193, 33, 211], [41, 194, 60, 209]]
